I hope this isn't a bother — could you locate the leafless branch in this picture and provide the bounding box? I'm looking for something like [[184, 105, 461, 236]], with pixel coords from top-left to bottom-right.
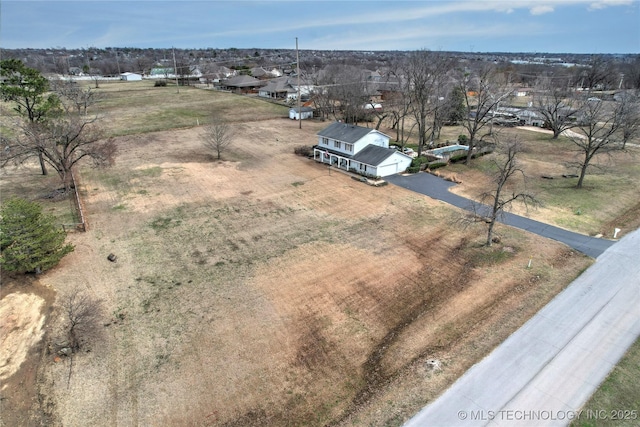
[[201, 120, 233, 160], [479, 138, 539, 246], [60, 287, 104, 353]]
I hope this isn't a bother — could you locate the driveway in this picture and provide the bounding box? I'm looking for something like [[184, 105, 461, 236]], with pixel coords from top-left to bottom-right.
[[402, 226, 640, 427], [385, 172, 614, 258]]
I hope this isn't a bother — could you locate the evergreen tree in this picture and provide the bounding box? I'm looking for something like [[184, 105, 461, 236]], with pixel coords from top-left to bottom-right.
[[445, 86, 466, 125], [0, 198, 74, 274]]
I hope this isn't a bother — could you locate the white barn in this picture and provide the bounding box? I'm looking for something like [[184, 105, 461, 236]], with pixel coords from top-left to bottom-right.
[[313, 122, 412, 178], [120, 72, 142, 81]]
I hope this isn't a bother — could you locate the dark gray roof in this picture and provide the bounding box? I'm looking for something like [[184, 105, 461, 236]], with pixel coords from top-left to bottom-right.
[[291, 106, 313, 112], [222, 74, 263, 87], [261, 77, 296, 93], [317, 122, 378, 143], [352, 145, 397, 166]]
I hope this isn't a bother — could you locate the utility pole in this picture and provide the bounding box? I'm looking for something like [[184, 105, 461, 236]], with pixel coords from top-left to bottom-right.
[[172, 47, 180, 94], [115, 50, 121, 75], [296, 37, 301, 129]]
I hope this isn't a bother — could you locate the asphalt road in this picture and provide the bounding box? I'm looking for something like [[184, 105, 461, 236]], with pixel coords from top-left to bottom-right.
[[402, 227, 640, 427], [385, 173, 615, 258]]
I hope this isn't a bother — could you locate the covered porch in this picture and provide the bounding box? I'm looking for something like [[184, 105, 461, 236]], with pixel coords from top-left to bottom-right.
[[312, 147, 373, 175]]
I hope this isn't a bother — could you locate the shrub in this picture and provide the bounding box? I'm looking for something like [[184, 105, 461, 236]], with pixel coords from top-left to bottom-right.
[[294, 145, 313, 157], [154, 80, 167, 87], [449, 153, 468, 163], [427, 161, 448, 170], [406, 166, 420, 174], [411, 156, 430, 168], [458, 134, 468, 145]]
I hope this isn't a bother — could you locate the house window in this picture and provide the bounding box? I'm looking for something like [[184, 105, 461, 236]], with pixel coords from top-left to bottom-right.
[[345, 143, 353, 152], [322, 137, 329, 145], [334, 141, 341, 149]]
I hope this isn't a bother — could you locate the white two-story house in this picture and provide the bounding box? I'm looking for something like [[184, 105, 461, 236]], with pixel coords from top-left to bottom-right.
[[313, 122, 412, 178]]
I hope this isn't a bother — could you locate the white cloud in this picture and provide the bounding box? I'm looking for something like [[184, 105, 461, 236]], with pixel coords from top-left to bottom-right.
[[306, 22, 545, 51], [588, 0, 634, 11], [530, 5, 556, 15]]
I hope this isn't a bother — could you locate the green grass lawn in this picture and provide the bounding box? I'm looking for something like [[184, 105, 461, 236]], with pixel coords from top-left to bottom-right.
[[571, 337, 640, 427]]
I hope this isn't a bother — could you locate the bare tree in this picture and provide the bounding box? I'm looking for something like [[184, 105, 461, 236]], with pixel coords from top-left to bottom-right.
[[51, 79, 102, 116], [479, 137, 537, 246], [135, 56, 154, 75], [457, 66, 511, 163], [577, 55, 617, 90], [60, 287, 104, 352], [363, 101, 387, 130], [568, 97, 624, 188], [175, 56, 192, 86], [621, 56, 640, 90], [2, 114, 116, 190], [534, 77, 582, 139], [617, 92, 640, 148], [403, 50, 451, 157], [327, 65, 368, 124], [376, 65, 411, 144], [202, 120, 233, 160]]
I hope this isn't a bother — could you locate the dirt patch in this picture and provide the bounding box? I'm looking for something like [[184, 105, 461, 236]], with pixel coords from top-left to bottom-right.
[[599, 200, 640, 239], [0, 277, 57, 427], [0, 293, 46, 381]]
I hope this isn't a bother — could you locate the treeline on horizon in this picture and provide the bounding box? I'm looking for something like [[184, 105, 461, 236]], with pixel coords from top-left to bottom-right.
[[1, 47, 639, 91]]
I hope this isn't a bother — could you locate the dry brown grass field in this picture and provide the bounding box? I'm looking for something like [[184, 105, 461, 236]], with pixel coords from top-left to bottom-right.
[[0, 83, 611, 426]]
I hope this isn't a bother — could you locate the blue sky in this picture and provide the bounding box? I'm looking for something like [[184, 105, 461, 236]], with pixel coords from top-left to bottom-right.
[[2, 1, 639, 53]]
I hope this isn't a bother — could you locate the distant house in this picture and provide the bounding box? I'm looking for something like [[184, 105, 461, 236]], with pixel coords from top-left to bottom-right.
[[150, 67, 174, 78], [250, 66, 281, 79], [313, 122, 412, 178], [120, 72, 142, 81], [189, 66, 203, 78], [516, 109, 544, 127], [289, 106, 314, 120], [370, 77, 403, 102], [220, 75, 264, 94], [269, 68, 283, 78], [259, 77, 298, 100], [290, 77, 315, 101]]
